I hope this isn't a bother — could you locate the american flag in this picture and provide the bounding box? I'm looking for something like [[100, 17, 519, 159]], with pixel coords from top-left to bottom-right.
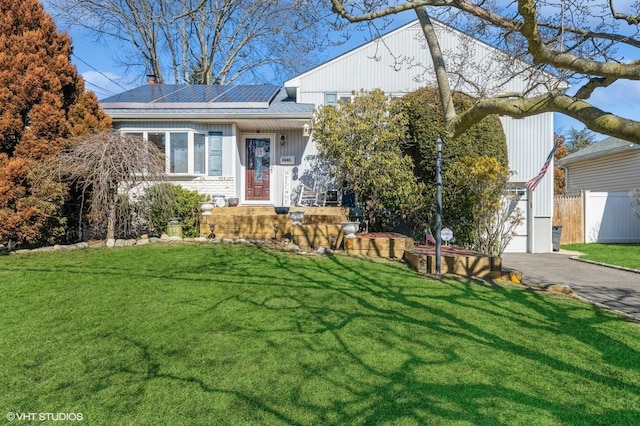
[[526, 143, 558, 192]]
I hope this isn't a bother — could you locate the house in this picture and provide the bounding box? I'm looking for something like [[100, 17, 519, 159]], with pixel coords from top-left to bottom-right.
[[557, 137, 640, 195], [555, 137, 640, 244], [100, 19, 557, 253], [100, 83, 314, 206]]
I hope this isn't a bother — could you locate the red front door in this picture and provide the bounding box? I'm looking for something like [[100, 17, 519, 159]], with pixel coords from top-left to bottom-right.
[[245, 137, 271, 201]]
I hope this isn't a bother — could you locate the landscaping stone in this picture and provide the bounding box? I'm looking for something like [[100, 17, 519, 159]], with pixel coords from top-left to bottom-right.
[[59, 244, 79, 251], [31, 246, 53, 252], [160, 233, 170, 240], [106, 238, 116, 247], [76, 242, 89, 249], [546, 284, 577, 296], [287, 243, 301, 252], [136, 238, 150, 245], [194, 237, 207, 242]]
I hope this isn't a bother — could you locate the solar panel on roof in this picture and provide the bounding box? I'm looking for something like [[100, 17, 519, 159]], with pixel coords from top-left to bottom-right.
[[100, 84, 282, 107], [214, 85, 280, 103], [101, 85, 186, 103], [153, 85, 224, 103]]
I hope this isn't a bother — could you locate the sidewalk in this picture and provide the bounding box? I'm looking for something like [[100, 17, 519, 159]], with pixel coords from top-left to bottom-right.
[[501, 251, 640, 321]]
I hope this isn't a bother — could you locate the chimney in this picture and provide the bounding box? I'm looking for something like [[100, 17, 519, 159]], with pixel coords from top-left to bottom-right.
[[147, 74, 157, 85]]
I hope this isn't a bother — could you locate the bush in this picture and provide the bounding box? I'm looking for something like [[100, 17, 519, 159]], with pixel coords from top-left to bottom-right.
[[448, 156, 522, 255], [395, 86, 508, 245], [141, 184, 209, 237], [312, 89, 428, 234]]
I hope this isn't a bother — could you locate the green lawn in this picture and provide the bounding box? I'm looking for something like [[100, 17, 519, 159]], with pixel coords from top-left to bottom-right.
[[562, 243, 640, 270], [1, 243, 640, 425]]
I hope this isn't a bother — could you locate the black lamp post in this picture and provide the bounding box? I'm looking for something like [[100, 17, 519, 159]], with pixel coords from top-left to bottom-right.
[[435, 136, 443, 276]]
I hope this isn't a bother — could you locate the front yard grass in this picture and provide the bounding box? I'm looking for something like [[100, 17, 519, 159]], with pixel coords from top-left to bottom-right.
[[1, 243, 640, 425], [562, 243, 640, 270]]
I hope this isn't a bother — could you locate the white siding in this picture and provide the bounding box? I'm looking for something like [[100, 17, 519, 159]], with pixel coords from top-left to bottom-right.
[[291, 21, 539, 100], [584, 191, 640, 243], [500, 114, 555, 218], [287, 20, 556, 252], [565, 151, 640, 195]]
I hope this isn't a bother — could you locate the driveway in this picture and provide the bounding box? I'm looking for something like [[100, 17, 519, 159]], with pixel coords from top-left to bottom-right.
[[501, 251, 640, 321]]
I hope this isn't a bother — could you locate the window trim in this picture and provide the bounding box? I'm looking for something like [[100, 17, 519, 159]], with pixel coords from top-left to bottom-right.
[[123, 129, 224, 176]]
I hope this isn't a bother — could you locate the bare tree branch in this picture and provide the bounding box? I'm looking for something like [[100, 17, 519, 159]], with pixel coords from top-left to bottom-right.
[[51, 0, 335, 84], [329, 0, 640, 142], [454, 93, 640, 143], [59, 131, 169, 240]]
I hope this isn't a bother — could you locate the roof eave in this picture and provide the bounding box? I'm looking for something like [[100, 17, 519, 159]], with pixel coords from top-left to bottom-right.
[[103, 111, 313, 121], [557, 144, 640, 166]]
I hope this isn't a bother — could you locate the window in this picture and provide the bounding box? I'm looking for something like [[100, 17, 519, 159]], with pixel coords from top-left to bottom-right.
[[148, 132, 166, 153], [122, 130, 223, 175], [339, 96, 351, 104], [324, 92, 337, 105], [169, 132, 188, 173], [208, 132, 223, 176], [194, 133, 206, 174]]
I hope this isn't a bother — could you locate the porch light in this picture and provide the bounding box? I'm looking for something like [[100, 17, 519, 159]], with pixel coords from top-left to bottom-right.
[[302, 123, 311, 137], [280, 135, 286, 145]]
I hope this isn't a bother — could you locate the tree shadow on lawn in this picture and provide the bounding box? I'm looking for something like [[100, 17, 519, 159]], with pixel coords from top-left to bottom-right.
[[5, 245, 640, 424], [104, 247, 640, 424], [244, 248, 640, 423]]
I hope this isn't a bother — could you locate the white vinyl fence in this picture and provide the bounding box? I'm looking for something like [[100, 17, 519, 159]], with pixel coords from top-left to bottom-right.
[[583, 191, 640, 243]]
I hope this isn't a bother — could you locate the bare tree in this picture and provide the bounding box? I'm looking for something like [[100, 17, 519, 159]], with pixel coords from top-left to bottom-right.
[[59, 131, 169, 240], [329, 0, 640, 144], [50, 0, 337, 85]]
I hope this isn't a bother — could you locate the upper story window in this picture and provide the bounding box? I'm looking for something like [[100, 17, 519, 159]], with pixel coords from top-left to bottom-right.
[[125, 130, 224, 175], [324, 92, 337, 105]]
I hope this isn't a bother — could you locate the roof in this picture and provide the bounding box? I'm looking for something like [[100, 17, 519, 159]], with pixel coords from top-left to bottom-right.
[[101, 84, 285, 109], [100, 86, 315, 119], [557, 137, 640, 166]]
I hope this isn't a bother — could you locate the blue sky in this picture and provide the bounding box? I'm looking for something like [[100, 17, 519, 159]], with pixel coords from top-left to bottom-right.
[[59, 11, 640, 141]]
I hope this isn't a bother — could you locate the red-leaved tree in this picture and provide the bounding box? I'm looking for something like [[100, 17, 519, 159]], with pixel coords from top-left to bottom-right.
[[0, 0, 111, 247]]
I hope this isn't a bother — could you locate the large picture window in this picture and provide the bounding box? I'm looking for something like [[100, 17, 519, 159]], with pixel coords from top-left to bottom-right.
[[124, 130, 224, 175]]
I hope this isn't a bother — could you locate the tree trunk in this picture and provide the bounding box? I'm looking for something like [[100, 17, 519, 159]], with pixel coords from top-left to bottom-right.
[[106, 190, 118, 241], [415, 7, 456, 134]]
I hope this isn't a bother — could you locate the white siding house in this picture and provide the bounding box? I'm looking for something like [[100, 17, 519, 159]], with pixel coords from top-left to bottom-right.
[[557, 137, 640, 195], [101, 19, 557, 252], [285, 20, 556, 253]]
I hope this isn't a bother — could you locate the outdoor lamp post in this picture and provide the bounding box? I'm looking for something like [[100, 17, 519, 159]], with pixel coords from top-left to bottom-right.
[[435, 136, 443, 276]]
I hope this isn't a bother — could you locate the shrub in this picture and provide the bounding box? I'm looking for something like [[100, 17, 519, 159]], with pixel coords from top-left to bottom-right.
[[312, 89, 428, 234], [141, 184, 209, 237], [395, 86, 508, 244]]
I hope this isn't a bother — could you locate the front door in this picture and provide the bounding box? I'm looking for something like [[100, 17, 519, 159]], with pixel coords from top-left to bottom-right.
[[245, 137, 271, 201]]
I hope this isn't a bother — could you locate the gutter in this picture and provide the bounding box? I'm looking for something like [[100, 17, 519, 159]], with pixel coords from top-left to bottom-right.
[[103, 111, 314, 121]]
